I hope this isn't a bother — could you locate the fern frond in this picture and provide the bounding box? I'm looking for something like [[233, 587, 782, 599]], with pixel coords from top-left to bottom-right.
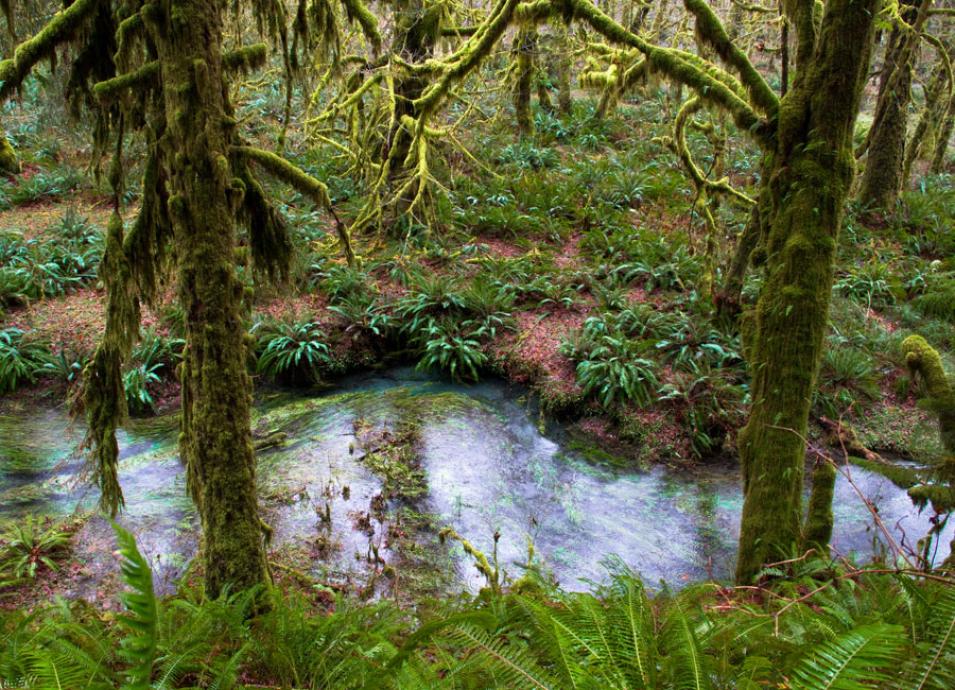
[[441, 623, 556, 689], [662, 601, 712, 690], [112, 523, 157, 690], [899, 584, 955, 690], [790, 622, 904, 690]]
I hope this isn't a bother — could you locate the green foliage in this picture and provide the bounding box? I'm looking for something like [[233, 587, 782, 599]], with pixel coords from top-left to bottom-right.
[[0, 210, 102, 304], [0, 326, 49, 393], [0, 165, 85, 207], [833, 261, 898, 308], [417, 322, 487, 383], [253, 319, 332, 384], [912, 272, 955, 324], [497, 142, 559, 170], [816, 342, 880, 417], [0, 517, 70, 587], [329, 291, 394, 340], [113, 523, 157, 689], [1, 534, 954, 689], [896, 174, 955, 257], [563, 329, 658, 409], [38, 347, 87, 385], [122, 330, 183, 415]]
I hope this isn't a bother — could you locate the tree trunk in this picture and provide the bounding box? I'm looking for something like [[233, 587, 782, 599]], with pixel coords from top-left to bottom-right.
[[735, 0, 877, 583], [902, 62, 948, 185], [513, 26, 535, 135], [858, 23, 913, 208], [715, 204, 760, 323], [930, 91, 955, 173], [144, 0, 268, 597]]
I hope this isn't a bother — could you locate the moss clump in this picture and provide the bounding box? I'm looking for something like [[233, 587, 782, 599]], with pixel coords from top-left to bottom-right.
[[902, 335, 955, 454], [0, 132, 19, 174]]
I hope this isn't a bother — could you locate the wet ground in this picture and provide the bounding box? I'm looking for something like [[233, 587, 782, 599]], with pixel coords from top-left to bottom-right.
[[0, 368, 950, 599]]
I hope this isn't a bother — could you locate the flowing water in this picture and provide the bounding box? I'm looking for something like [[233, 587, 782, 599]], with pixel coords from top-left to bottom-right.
[[0, 368, 949, 598]]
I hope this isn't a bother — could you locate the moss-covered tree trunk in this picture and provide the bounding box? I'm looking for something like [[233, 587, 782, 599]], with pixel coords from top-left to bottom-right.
[[735, 0, 877, 583], [902, 61, 949, 185], [930, 89, 955, 173], [144, 0, 268, 597], [513, 25, 535, 135], [857, 3, 919, 210]]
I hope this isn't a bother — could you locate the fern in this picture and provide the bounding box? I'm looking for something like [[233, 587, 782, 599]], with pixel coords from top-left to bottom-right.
[[439, 623, 556, 689], [789, 622, 904, 690], [899, 585, 955, 690], [662, 601, 712, 690], [113, 523, 157, 690]]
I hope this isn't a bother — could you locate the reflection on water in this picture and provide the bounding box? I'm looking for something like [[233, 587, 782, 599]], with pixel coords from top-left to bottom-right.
[[0, 368, 950, 597]]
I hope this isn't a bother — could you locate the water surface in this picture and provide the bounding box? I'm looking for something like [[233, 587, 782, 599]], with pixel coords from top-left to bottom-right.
[[0, 369, 948, 596]]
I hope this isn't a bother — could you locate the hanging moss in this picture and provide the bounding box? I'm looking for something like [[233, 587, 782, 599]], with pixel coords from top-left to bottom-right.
[[0, 0, 100, 101], [235, 163, 293, 283], [82, 211, 142, 517], [233, 145, 355, 265]]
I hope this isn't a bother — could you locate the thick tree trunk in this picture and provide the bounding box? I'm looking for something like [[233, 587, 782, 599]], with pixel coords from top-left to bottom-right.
[[735, 0, 877, 583], [145, 0, 268, 597], [0, 128, 18, 174]]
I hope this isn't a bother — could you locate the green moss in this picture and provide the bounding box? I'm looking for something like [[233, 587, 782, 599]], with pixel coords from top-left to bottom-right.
[[0, 131, 19, 174], [903, 335, 955, 454], [0, 0, 100, 101]]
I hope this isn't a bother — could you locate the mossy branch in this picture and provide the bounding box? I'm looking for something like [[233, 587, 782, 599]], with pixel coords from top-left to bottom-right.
[[94, 44, 270, 101], [232, 145, 355, 266], [222, 43, 269, 73], [0, 0, 100, 101], [672, 96, 756, 207], [683, 0, 779, 116], [561, 0, 771, 146], [341, 0, 382, 51], [93, 61, 160, 100], [902, 335, 955, 455]]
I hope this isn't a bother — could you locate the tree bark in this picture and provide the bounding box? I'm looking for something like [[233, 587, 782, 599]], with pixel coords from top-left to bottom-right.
[[144, 0, 269, 597]]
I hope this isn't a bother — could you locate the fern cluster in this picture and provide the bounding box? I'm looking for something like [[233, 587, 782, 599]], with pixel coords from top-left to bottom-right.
[[2, 528, 952, 689]]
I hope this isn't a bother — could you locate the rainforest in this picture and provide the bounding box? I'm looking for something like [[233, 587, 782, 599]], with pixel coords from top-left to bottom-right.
[[0, 0, 953, 688]]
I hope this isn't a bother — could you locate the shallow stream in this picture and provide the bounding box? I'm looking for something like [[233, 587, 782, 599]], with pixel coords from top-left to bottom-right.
[[0, 368, 948, 597]]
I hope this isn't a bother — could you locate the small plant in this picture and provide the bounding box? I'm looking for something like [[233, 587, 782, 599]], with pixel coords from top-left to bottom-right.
[[496, 142, 559, 170], [123, 362, 163, 415], [417, 323, 487, 382], [0, 517, 71, 587], [565, 332, 659, 409], [834, 261, 897, 308], [328, 292, 394, 340], [254, 320, 332, 384], [0, 327, 50, 393], [39, 348, 88, 385]]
